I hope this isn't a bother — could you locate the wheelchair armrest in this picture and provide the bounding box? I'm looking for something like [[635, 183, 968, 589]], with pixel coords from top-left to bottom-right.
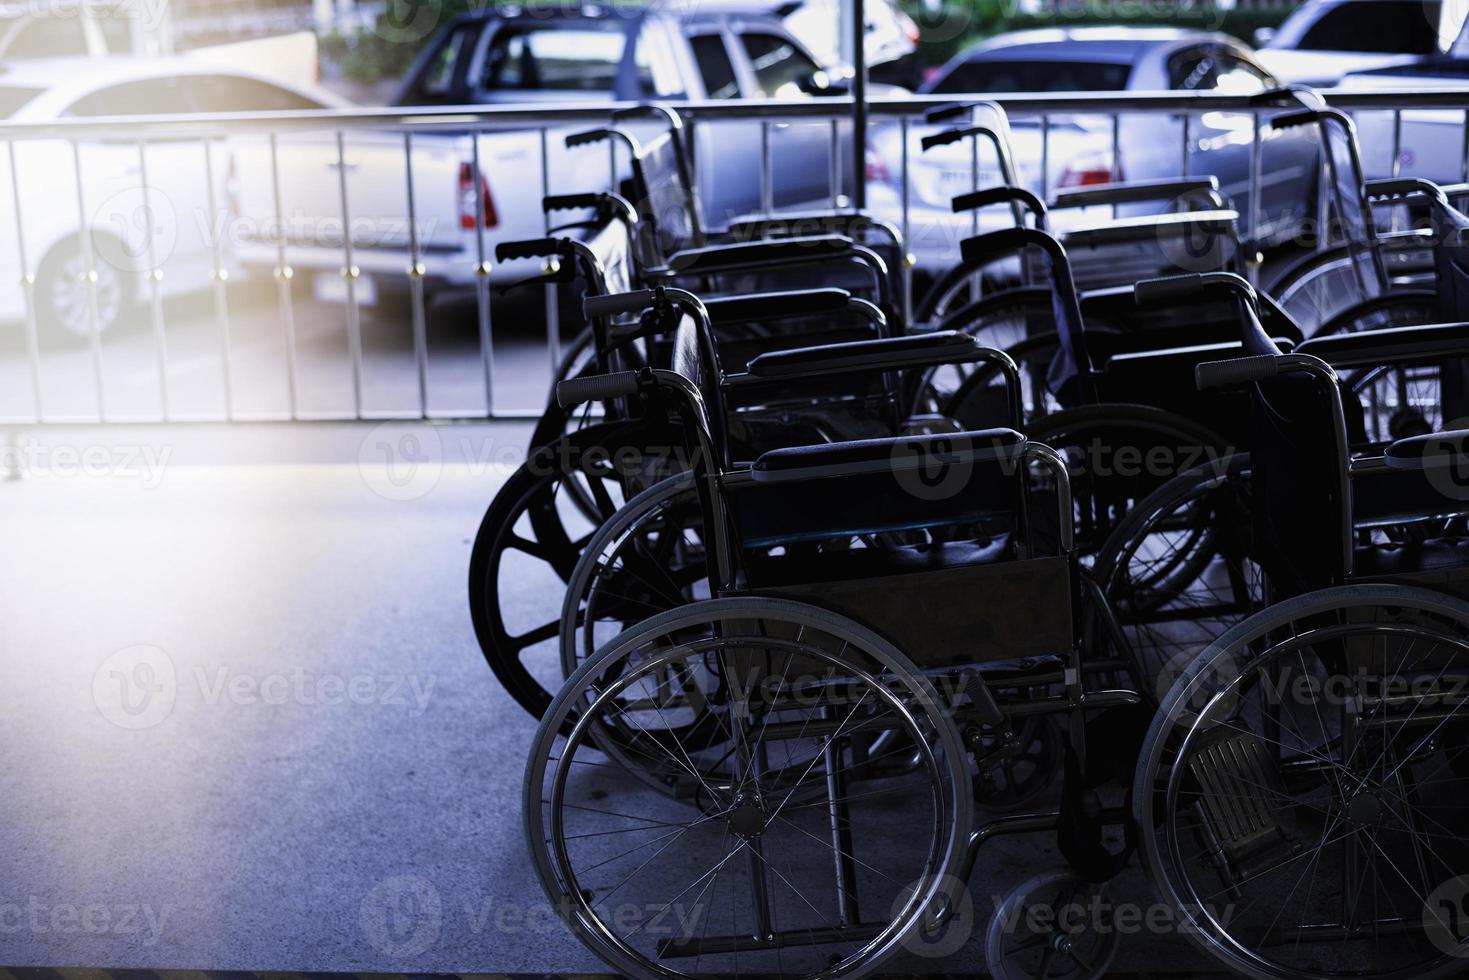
[[750, 427, 1025, 483], [1384, 428, 1469, 473], [1365, 177, 1447, 207], [1297, 322, 1469, 368], [743, 330, 988, 379], [723, 209, 898, 244], [1061, 209, 1238, 249], [1050, 176, 1219, 211], [662, 235, 855, 275], [703, 288, 857, 325]]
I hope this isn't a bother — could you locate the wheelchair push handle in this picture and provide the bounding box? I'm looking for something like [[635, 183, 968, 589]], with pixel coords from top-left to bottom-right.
[[584, 289, 656, 320], [556, 371, 641, 408], [1134, 272, 1257, 310], [1196, 355, 1280, 391], [495, 238, 572, 262]]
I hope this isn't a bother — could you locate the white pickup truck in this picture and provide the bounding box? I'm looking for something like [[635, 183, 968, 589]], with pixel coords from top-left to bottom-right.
[[229, 3, 860, 309]]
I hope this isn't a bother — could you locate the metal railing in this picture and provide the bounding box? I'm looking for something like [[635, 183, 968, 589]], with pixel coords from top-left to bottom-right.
[[1, 87, 1465, 424]]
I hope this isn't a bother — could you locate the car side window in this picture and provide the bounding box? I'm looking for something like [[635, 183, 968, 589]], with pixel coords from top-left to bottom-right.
[[1170, 49, 1271, 93], [691, 34, 740, 99], [63, 77, 198, 116], [418, 23, 477, 99], [1298, 1, 1440, 53], [480, 26, 628, 91], [194, 76, 324, 112], [739, 32, 821, 98]]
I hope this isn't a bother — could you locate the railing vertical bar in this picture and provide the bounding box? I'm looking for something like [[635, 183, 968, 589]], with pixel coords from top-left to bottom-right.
[[335, 130, 365, 419], [1461, 109, 1469, 185], [472, 131, 494, 417], [829, 117, 840, 208], [760, 120, 773, 213], [1180, 112, 1191, 177], [969, 124, 979, 238], [201, 139, 233, 421], [70, 140, 106, 422], [541, 127, 561, 384], [268, 132, 299, 419], [137, 141, 169, 421], [1249, 110, 1262, 282], [1391, 108, 1403, 178], [402, 131, 429, 419], [1039, 114, 1050, 202], [1109, 112, 1121, 217], [7, 140, 42, 421], [899, 116, 910, 323]]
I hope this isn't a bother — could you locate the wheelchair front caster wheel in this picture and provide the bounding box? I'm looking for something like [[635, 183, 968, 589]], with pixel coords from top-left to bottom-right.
[[971, 714, 1061, 812], [985, 868, 1118, 980]]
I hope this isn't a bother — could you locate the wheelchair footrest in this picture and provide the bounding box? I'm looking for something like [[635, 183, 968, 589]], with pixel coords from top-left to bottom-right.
[[1187, 729, 1300, 879]]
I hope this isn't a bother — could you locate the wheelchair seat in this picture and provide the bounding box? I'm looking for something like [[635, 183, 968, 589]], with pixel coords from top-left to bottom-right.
[[750, 427, 1024, 483], [746, 536, 1012, 587]]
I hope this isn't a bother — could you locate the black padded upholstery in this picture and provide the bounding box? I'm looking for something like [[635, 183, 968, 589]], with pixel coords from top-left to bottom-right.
[[745, 331, 981, 379], [751, 427, 1024, 483], [1385, 428, 1469, 472]]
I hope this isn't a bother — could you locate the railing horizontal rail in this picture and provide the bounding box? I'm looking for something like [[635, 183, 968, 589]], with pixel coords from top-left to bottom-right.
[[1, 89, 1467, 141]]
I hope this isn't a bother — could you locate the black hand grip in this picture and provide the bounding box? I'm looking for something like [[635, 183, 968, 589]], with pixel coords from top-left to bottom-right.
[[543, 193, 603, 212], [1133, 275, 1205, 306], [1268, 108, 1321, 133], [495, 238, 570, 262], [951, 186, 1045, 217], [1196, 355, 1279, 391], [924, 102, 971, 123], [566, 128, 613, 149], [921, 127, 967, 150], [556, 372, 640, 408], [584, 289, 656, 320]]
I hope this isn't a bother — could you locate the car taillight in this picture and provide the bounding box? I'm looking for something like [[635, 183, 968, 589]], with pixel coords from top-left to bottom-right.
[[864, 150, 890, 183], [1059, 164, 1119, 189], [459, 162, 498, 230]]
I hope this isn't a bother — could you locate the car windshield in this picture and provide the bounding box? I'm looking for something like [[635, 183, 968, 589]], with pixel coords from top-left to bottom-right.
[[926, 58, 1132, 94], [0, 84, 43, 117]]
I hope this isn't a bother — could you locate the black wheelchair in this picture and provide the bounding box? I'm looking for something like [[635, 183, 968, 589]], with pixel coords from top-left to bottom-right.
[[1130, 269, 1469, 979], [521, 272, 1469, 979]]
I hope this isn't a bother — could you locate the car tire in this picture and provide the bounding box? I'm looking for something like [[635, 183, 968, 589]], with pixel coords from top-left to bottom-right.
[[35, 235, 135, 344]]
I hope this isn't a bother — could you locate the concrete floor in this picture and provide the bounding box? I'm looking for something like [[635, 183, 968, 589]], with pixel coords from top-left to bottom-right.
[[0, 424, 1223, 976]]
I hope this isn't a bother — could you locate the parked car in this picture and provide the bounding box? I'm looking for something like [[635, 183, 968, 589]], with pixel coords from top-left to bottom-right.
[[866, 28, 1320, 274], [1253, 0, 1461, 87], [780, 0, 921, 88], [0, 58, 342, 339], [1338, 16, 1469, 184], [234, 3, 862, 310]]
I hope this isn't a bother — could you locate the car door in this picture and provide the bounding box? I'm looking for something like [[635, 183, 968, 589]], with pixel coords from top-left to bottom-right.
[[729, 24, 841, 210], [684, 26, 764, 225]]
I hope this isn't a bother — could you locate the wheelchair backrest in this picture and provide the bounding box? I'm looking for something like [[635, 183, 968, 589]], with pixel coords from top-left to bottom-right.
[[631, 127, 705, 263], [1231, 294, 1355, 593]]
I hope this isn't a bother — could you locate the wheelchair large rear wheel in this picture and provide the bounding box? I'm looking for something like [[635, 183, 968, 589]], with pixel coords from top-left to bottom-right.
[[468, 420, 659, 721], [526, 597, 973, 979], [1135, 583, 1469, 978]]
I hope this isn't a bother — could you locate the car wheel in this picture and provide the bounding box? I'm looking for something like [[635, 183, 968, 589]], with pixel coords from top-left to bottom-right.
[[35, 237, 133, 343]]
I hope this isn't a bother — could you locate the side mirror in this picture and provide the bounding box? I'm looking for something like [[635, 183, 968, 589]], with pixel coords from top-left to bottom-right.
[[1253, 27, 1276, 48]]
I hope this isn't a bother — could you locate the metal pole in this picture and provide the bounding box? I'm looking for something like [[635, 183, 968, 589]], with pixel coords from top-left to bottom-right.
[[851, 0, 866, 210]]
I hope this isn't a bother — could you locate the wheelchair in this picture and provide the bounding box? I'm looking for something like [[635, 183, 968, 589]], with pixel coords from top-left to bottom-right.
[[1095, 194, 1469, 698], [1129, 269, 1469, 979], [526, 319, 1144, 979]]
